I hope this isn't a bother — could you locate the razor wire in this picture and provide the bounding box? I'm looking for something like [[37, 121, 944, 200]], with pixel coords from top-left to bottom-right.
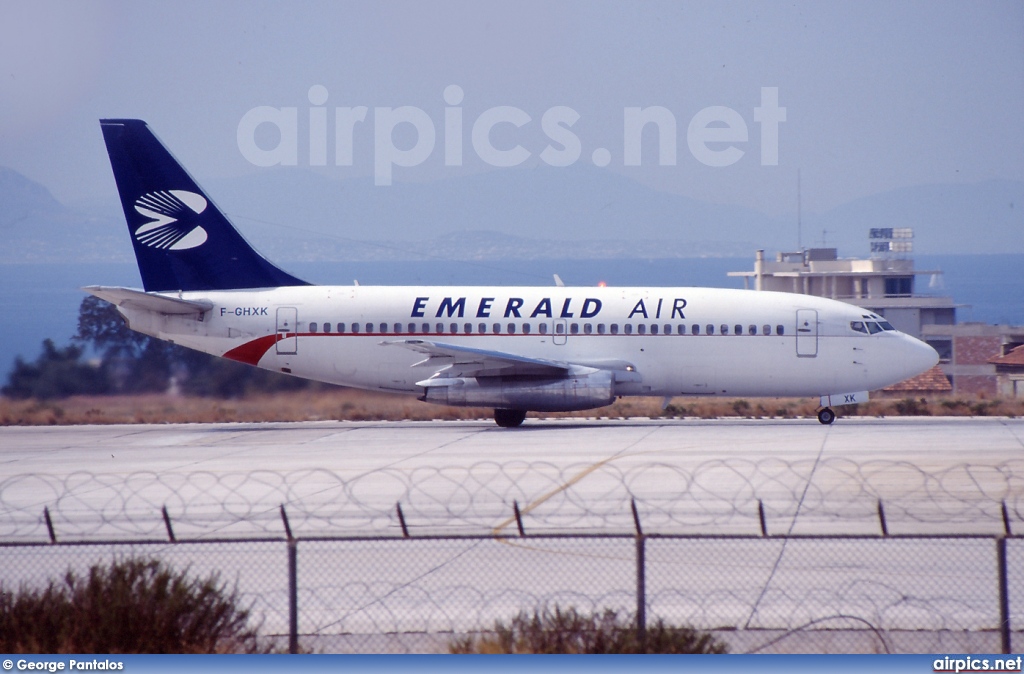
[[2, 457, 1024, 541]]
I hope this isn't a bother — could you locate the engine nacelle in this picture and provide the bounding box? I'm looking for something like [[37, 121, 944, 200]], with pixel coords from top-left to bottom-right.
[[419, 371, 615, 411]]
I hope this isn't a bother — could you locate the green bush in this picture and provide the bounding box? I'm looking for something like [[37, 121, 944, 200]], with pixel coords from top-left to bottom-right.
[[0, 557, 267, 653], [450, 606, 728, 654]]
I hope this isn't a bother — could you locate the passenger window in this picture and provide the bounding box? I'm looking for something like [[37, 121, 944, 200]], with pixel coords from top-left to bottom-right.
[[463, 323, 472, 334], [493, 323, 501, 334], [776, 325, 784, 336], [421, 323, 429, 333], [597, 324, 606, 334], [523, 323, 531, 334], [624, 324, 633, 335], [507, 323, 516, 334], [435, 323, 444, 333], [570, 323, 579, 335], [664, 325, 672, 335], [721, 324, 729, 335], [539, 323, 548, 334], [366, 323, 374, 333], [651, 324, 659, 335], [309, 322, 318, 333], [735, 324, 742, 335], [394, 323, 402, 333], [762, 325, 770, 336], [352, 323, 360, 333], [450, 323, 458, 334], [706, 324, 714, 335], [637, 324, 646, 335], [850, 321, 867, 334], [611, 324, 619, 335], [338, 323, 346, 333], [866, 322, 882, 334], [584, 324, 593, 335], [748, 325, 756, 336], [478, 323, 487, 334], [323, 322, 331, 333], [556, 323, 565, 334], [692, 325, 700, 336], [408, 323, 416, 333]]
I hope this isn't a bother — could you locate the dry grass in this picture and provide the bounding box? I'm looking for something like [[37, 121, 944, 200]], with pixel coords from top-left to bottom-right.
[[0, 389, 1021, 426]]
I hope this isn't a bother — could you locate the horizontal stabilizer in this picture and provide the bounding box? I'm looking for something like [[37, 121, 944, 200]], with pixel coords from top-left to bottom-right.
[[82, 285, 213, 315]]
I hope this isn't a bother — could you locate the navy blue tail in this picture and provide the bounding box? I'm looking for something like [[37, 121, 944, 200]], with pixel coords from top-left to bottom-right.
[[100, 119, 308, 292]]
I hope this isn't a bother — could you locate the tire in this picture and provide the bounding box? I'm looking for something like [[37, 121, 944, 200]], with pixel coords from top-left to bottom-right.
[[494, 409, 527, 428], [817, 407, 836, 425]]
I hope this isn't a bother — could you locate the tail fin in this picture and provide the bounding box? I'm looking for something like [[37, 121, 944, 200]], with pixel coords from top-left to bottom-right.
[[100, 119, 308, 292]]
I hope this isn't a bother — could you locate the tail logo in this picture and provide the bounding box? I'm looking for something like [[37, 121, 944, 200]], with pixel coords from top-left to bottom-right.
[[133, 190, 209, 250]]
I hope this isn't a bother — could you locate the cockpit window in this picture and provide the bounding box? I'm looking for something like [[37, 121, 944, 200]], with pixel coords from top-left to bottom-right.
[[866, 321, 882, 334], [879, 321, 896, 331], [850, 321, 867, 334]]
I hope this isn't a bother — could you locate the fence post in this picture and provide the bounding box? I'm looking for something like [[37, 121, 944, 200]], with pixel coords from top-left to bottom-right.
[[632, 498, 646, 648], [161, 505, 176, 543], [43, 506, 56, 544], [281, 504, 298, 655], [998, 536, 1011, 654]]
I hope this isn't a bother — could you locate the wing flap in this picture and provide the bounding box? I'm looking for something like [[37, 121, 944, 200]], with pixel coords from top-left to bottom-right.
[[382, 339, 571, 378]]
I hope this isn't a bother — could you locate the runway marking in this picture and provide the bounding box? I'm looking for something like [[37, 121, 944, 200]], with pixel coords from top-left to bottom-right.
[[1001, 419, 1024, 452], [744, 425, 832, 629], [489, 426, 662, 562]]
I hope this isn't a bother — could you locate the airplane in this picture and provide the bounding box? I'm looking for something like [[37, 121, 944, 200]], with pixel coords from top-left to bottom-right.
[[85, 119, 939, 427]]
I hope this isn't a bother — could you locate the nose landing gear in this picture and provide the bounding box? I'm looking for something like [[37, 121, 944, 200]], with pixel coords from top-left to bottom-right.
[[817, 407, 836, 425]]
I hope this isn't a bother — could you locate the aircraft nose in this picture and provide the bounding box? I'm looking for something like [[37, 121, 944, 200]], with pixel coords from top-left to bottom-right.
[[898, 334, 940, 380]]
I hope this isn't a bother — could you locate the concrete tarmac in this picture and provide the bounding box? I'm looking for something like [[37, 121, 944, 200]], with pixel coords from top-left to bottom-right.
[[2, 416, 1024, 540], [3, 417, 1024, 653]]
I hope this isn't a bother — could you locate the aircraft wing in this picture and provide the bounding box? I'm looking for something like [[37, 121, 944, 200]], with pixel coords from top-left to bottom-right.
[[82, 285, 213, 315], [381, 339, 572, 379]]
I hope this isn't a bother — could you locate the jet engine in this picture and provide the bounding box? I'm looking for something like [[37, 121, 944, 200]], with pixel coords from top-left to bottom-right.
[[419, 370, 615, 411]]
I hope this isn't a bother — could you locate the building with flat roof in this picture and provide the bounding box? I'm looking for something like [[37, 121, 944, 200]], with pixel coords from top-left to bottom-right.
[[727, 229, 1023, 397], [727, 243, 956, 339]]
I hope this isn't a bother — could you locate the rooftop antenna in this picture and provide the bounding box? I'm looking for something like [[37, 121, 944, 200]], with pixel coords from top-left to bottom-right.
[[797, 168, 802, 251]]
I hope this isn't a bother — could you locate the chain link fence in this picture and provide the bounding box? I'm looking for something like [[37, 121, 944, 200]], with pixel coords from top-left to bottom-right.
[[3, 458, 1024, 653], [2, 526, 1021, 653]]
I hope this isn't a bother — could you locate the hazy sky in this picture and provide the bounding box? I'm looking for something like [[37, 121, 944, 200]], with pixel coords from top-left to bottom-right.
[[1, 0, 1021, 218]]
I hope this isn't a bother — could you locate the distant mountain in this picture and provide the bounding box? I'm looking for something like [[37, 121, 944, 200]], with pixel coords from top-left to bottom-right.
[[0, 167, 127, 263], [205, 167, 1024, 260], [803, 179, 1024, 255], [2, 164, 1021, 263], [204, 165, 771, 261]]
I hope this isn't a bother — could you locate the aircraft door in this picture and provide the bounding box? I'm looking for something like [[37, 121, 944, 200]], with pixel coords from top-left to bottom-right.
[[796, 309, 818, 357], [276, 307, 298, 355], [553, 319, 567, 345]]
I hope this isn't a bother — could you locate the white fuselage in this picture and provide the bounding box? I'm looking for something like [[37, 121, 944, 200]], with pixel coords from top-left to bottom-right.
[[119, 284, 939, 401]]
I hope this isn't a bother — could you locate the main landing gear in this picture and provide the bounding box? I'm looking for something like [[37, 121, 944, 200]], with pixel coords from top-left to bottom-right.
[[817, 407, 836, 425], [494, 408, 527, 428]]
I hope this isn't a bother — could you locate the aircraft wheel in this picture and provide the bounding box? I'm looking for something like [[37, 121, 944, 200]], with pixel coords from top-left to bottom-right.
[[817, 407, 836, 425], [494, 409, 527, 428]]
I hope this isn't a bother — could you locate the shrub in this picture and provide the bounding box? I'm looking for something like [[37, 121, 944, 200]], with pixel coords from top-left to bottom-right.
[[731, 399, 751, 416], [0, 557, 267, 653], [894, 397, 930, 416], [450, 606, 728, 654]]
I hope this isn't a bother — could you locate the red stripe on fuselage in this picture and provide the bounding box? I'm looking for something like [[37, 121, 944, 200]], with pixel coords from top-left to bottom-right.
[[223, 334, 282, 366]]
